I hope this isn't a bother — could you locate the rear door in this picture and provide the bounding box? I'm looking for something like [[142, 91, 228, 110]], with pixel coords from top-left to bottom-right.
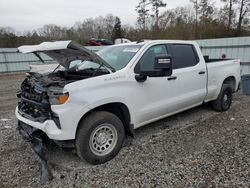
[[168, 43, 207, 109]]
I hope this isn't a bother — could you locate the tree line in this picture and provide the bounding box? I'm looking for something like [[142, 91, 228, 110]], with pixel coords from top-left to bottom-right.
[[0, 0, 249, 48]]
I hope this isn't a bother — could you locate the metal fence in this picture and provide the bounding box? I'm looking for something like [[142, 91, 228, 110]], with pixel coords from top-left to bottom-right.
[[0, 48, 54, 73], [196, 37, 250, 75], [0, 37, 250, 74]]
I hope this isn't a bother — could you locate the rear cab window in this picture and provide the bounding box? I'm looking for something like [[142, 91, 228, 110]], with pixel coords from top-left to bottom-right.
[[168, 44, 199, 69]]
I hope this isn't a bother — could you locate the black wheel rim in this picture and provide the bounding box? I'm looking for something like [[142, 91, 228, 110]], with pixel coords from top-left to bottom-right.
[[222, 88, 232, 109]]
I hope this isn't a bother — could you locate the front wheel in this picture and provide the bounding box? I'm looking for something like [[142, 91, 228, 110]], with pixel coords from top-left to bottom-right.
[[212, 84, 233, 112], [76, 111, 125, 164]]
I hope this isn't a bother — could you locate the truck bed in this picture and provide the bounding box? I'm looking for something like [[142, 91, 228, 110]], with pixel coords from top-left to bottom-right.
[[205, 59, 241, 102], [203, 56, 234, 63]]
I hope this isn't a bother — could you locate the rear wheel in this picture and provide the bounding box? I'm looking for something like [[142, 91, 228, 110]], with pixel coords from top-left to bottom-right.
[[76, 111, 125, 164], [212, 84, 233, 112]]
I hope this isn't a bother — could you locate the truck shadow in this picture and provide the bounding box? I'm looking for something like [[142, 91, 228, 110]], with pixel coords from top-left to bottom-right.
[[45, 102, 216, 170]]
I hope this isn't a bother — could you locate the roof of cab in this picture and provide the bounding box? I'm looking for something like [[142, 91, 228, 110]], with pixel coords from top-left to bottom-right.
[[113, 39, 197, 47]]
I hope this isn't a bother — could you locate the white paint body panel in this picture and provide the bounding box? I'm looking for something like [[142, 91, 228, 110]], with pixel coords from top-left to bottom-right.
[[18, 41, 71, 53], [205, 59, 241, 101], [16, 40, 241, 140]]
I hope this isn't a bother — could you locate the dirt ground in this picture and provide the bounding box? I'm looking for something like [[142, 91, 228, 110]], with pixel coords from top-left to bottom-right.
[[0, 73, 249, 188]]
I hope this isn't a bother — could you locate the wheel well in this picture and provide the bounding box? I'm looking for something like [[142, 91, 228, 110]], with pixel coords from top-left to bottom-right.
[[78, 103, 134, 137], [223, 76, 236, 91]]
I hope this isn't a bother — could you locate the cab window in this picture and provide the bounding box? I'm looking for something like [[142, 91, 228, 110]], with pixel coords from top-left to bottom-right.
[[169, 44, 199, 69], [135, 45, 168, 73]]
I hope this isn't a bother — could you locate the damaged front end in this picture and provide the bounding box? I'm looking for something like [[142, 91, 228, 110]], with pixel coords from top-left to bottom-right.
[[16, 40, 114, 127], [17, 70, 110, 183], [16, 40, 114, 183], [16, 72, 69, 183], [17, 72, 62, 128]]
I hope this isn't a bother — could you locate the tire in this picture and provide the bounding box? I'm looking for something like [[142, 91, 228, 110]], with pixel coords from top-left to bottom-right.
[[212, 84, 233, 112], [76, 111, 125, 165]]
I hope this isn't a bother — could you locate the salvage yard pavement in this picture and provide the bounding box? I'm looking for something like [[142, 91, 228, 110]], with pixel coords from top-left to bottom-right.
[[0, 73, 249, 187]]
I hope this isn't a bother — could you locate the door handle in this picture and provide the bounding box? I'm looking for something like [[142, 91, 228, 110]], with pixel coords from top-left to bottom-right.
[[199, 71, 206, 75], [167, 76, 177, 81]]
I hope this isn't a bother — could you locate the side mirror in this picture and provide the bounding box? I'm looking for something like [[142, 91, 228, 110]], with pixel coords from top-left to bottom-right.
[[154, 55, 172, 74]]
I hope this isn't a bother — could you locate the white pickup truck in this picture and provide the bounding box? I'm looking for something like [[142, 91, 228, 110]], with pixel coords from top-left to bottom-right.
[[16, 40, 241, 164]]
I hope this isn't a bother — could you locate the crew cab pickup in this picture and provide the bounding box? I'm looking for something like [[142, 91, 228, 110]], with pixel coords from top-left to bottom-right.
[[16, 40, 241, 164]]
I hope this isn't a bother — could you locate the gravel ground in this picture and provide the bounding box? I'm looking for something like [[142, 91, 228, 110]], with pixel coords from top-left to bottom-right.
[[0, 73, 249, 188]]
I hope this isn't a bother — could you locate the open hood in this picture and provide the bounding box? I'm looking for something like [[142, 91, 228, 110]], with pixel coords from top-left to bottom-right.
[[18, 40, 115, 72]]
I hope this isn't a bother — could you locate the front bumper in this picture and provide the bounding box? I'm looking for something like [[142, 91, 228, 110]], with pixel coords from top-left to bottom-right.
[[16, 107, 62, 140], [16, 101, 90, 140], [18, 120, 43, 141]]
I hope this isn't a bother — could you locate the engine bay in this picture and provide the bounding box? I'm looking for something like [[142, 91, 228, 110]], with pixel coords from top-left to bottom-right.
[[17, 68, 109, 125]]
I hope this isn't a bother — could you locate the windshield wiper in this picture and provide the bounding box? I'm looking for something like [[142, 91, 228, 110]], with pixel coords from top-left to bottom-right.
[[103, 63, 116, 73]]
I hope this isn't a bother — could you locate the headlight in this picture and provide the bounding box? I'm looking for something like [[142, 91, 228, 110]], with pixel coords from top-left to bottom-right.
[[59, 93, 69, 104], [48, 86, 69, 105], [49, 92, 69, 105]]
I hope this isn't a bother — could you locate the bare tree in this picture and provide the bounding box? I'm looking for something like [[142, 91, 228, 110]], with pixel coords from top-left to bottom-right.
[[237, 0, 250, 34], [37, 24, 67, 40], [73, 14, 116, 40], [150, 0, 167, 29], [190, 0, 199, 37], [199, 0, 214, 21], [135, 0, 150, 30], [221, 0, 237, 30], [111, 17, 123, 41]]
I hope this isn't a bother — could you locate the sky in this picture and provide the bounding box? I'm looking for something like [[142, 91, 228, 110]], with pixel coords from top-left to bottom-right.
[[0, 0, 222, 33]]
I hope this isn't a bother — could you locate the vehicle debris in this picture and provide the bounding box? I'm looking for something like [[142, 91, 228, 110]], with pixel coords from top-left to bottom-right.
[[17, 121, 53, 183], [1, 118, 10, 121], [4, 125, 11, 129]]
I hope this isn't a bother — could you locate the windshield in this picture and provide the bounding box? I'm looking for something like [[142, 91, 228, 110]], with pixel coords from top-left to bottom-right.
[[53, 45, 143, 72], [97, 45, 142, 71]]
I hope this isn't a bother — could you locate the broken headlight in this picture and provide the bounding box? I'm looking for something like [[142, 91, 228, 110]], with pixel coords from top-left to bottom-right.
[[48, 87, 69, 105], [50, 93, 69, 105]]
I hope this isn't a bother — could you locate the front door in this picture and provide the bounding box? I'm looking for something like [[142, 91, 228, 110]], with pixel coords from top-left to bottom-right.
[[132, 44, 180, 128]]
